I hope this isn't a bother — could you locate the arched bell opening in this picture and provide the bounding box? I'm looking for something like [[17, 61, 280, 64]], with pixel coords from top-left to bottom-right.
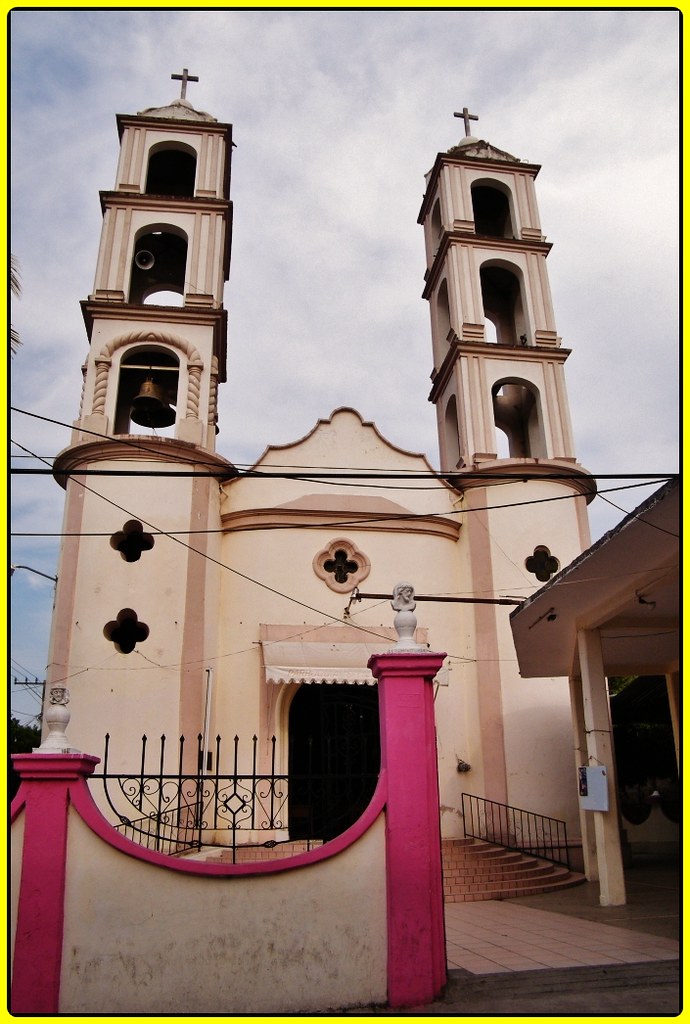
[[443, 394, 462, 471], [129, 226, 188, 306], [480, 262, 528, 347], [471, 181, 515, 239], [492, 378, 547, 459], [114, 347, 180, 436], [436, 279, 452, 348], [145, 143, 197, 198]]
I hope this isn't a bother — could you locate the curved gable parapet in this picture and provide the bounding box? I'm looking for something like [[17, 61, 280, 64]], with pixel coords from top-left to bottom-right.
[[242, 407, 453, 480]]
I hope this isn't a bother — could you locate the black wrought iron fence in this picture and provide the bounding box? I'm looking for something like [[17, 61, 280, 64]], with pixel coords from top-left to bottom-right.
[[461, 792, 571, 869], [91, 733, 379, 862]]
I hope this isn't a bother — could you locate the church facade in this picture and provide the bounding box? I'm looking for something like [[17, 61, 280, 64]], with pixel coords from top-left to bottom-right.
[[44, 83, 595, 846]]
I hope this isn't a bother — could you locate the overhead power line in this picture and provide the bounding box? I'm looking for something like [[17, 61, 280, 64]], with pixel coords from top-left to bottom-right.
[[9, 480, 671, 538], [10, 406, 678, 482], [11, 466, 676, 481]]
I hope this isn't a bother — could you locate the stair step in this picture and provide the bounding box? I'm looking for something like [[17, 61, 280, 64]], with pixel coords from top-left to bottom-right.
[[445, 866, 570, 894], [442, 837, 585, 903], [444, 865, 557, 886], [443, 849, 526, 866]]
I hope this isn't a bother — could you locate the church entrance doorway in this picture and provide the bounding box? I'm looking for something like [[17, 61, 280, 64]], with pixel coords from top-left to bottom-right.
[[288, 684, 380, 842]]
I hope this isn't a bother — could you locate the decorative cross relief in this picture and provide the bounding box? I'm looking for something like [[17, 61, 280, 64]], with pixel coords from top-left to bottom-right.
[[110, 520, 154, 562], [313, 538, 371, 593], [171, 67, 199, 101], [324, 548, 359, 584], [454, 106, 479, 136], [525, 545, 560, 583], [104, 608, 150, 654]]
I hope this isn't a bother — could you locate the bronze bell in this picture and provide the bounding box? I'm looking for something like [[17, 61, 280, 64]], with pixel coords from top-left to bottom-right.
[[130, 377, 176, 428]]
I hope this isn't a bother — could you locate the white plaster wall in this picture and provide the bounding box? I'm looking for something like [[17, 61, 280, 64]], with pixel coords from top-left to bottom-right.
[[214, 409, 465, 777], [214, 521, 463, 767], [483, 479, 586, 829], [56, 467, 199, 768], [212, 412, 589, 840], [59, 810, 387, 1014]]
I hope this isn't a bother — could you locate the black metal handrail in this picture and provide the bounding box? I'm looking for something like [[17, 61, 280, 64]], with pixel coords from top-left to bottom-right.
[[91, 733, 378, 862], [461, 793, 571, 869]]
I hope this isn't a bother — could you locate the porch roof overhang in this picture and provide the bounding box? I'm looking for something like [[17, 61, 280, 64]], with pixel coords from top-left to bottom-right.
[[510, 480, 679, 679]]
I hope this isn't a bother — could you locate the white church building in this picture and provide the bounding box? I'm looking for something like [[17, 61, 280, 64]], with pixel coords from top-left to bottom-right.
[[43, 81, 598, 855]]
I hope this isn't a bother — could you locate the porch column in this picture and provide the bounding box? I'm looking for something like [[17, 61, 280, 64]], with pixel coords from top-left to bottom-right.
[[577, 628, 626, 906], [11, 753, 99, 1014], [665, 672, 680, 771], [569, 673, 597, 879], [368, 650, 447, 1009]]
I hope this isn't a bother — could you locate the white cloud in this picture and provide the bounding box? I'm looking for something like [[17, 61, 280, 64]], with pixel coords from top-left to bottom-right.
[[9, 9, 679, 717]]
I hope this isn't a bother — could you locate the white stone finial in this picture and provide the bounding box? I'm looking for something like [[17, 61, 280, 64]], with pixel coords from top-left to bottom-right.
[[391, 582, 426, 651], [36, 687, 80, 753]]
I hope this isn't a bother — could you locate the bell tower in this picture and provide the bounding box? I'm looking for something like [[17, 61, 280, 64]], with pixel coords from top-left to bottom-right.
[[45, 74, 235, 765], [79, 69, 232, 449], [419, 111, 595, 812], [420, 108, 581, 474]]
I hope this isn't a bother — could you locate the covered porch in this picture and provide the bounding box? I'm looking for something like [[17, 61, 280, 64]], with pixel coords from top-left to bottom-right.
[[510, 480, 679, 906]]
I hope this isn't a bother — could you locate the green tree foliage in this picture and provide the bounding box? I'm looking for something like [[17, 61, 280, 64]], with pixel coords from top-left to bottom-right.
[[10, 716, 40, 799]]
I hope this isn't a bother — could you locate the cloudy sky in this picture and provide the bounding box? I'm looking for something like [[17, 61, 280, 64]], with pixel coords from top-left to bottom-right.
[[9, 9, 679, 725]]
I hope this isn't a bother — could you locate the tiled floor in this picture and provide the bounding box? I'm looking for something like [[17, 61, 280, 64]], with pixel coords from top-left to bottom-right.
[[445, 900, 680, 975]]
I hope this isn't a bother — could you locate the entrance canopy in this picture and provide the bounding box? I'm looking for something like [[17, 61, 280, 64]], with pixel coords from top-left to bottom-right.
[[263, 640, 383, 685], [510, 480, 679, 679], [259, 622, 435, 686]]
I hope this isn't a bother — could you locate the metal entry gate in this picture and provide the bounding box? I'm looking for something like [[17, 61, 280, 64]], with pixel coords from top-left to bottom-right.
[[288, 684, 380, 841]]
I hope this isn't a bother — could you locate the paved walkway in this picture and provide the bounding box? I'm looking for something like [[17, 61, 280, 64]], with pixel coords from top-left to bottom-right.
[[445, 899, 679, 974], [338, 852, 681, 1015], [446, 850, 679, 974]]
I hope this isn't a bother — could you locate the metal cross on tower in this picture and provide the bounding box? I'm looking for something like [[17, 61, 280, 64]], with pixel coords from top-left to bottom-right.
[[454, 106, 478, 136], [171, 67, 199, 100]]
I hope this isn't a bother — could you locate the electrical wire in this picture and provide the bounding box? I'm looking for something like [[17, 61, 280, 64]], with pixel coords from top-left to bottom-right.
[[11, 440, 417, 648], [9, 479, 671, 538], [597, 491, 680, 538], [9, 406, 678, 483]]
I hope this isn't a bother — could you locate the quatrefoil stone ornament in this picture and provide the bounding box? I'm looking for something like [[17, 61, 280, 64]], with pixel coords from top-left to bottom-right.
[[110, 520, 154, 562], [104, 608, 150, 654], [313, 538, 371, 593], [525, 545, 560, 583]]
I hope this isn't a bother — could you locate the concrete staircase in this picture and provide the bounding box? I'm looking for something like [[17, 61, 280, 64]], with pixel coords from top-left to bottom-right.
[[442, 837, 585, 902]]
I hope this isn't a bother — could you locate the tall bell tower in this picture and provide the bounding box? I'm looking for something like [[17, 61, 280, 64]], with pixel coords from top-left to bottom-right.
[[419, 111, 595, 811], [420, 107, 582, 473], [45, 73, 235, 765]]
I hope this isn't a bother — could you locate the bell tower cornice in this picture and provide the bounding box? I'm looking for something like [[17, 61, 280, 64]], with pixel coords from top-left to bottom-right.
[[95, 189, 233, 286], [422, 232, 552, 297], [418, 149, 542, 226], [428, 338, 572, 406], [52, 436, 236, 488]]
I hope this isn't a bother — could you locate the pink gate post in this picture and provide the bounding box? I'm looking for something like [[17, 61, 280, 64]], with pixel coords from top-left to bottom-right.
[[11, 753, 101, 1014], [368, 583, 447, 1008]]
